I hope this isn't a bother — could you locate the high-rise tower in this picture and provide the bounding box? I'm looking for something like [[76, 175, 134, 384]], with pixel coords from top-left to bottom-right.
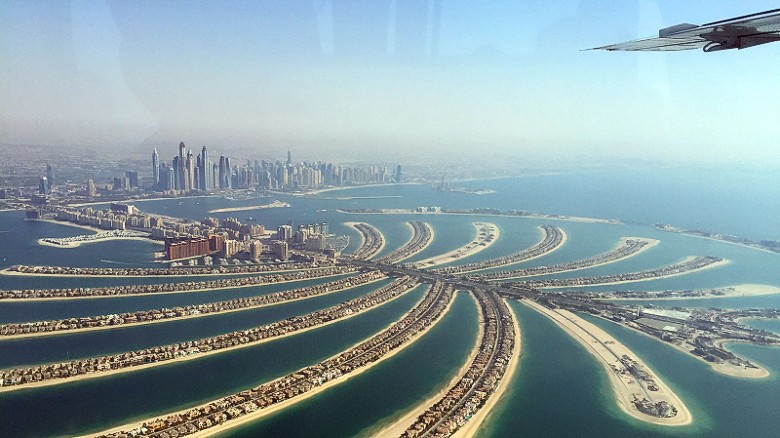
[[200, 146, 209, 190], [178, 142, 186, 191], [185, 151, 195, 192], [152, 148, 160, 189], [45, 163, 54, 190]]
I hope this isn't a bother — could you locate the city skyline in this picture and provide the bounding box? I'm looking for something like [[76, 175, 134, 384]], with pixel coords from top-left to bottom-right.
[[1, 1, 779, 168], [152, 142, 404, 193]]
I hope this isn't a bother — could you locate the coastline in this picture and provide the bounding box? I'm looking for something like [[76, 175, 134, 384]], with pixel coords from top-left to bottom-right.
[[67, 194, 221, 208], [452, 297, 523, 437], [369, 292, 483, 437], [312, 182, 421, 195], [602, 283, 780, 301], [338, 208, 621, 225], [83, 285, 457, 438], [522, 299, 693, 427], [513, 225, 569, 266], [487, 236, 657, 281], [343, 221, 386, 259], [541, 257, 731, 289], [0, 277, 387, 340], [412, 222, 498, 268], [37, 236, 162, 249], [343, 222, 366, 255], [29, 218, 102, 234], [0, 265, 344, 279], [0, 271, 351, 301], [382, 221, 434, 264], [207, 200, 290, 214], [1, 280, 418, 394], [604, 318, 771, 379], [458, 225, 568, 274], [657, 228, 780, 256]]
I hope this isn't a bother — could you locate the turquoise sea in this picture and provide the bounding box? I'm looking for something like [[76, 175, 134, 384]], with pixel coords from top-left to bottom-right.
[[0, 169, 778, 437]]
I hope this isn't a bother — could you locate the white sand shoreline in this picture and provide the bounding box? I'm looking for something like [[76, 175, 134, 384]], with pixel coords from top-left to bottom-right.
[[369, 292, 482, 437], [0, 272, 351, 301], [378, 221, 433, 264], [37, 236, 162, 249], [83, 284, 457, 438], [600, 283, 780, 301], [338, 208, 621, 225], [452, 297, 523, 437], [540, 257, 730, 289], [343, 221, 386, 260], [412, 222, 499, 268], [488, 236, 657, 281], [523, 299, 692, 427], [0, 277, 388, 340], [0, 280, 418, 394]]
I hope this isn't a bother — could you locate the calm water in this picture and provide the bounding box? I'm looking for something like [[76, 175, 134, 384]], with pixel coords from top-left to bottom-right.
[[1, 169, 778, 437]]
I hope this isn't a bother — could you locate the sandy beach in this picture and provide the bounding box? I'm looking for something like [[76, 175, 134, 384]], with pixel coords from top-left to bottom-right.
[[608, 317, 771, 379], [412, 222, 499, 268], [29, 218, 102, 234], [37, 235, 161, 249], [0, 264, 345, 279], [0, 280, 418, 394], [541, 257, 730, 289], [377, 221, 435, 264], [83, 285, 456, 438], [523, 299, 692, 427], [67, 194, 221, 208], [338, 208, 621, 225], [657, 228, 780, 256], [207, 200, 290, 213], [452, 297, 523, 437], [601, 283, 780, 301], [508, 225, 568, 266], [312, 182, 420, 195], [369, 292, 482, 437], [0, 277, 387, 340], [488, 236, 656, 281], [343, 221, 386, 259], [455, 225, 568, 275], [0, 271, 351, 302]]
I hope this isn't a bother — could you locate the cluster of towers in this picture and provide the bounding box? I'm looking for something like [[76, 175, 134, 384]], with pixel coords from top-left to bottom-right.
[[152, 142, 232, 192], [152, 143, 403, 193]]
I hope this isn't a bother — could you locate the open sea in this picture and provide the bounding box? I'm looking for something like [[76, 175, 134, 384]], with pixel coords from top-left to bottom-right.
[[0, 169, 778, 437]]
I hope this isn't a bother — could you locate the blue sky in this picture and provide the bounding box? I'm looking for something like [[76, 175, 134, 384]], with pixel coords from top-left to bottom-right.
[[1, 1, 779, 167]]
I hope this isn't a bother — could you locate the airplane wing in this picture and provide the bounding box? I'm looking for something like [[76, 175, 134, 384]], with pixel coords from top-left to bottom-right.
[[589, 8, 780, 52]]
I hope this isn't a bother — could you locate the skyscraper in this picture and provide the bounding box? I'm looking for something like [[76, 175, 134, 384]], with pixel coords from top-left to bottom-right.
[[287, 150, 292, 165], [45, 163, 54, 189], [38, 177, 48, 195], [395, 165, 403, 183], [152, 148, 160, 189], [86, 178, 96, 197], [165, 164, 175, 191], [178, 142, 186, 191], [218, 156, 226, 189], [225, 157, 232, 189], [126, 171, 138, 188], [200, 146, 209, 190], [186, 151, 195, 191], [172, 156, 181, 190]]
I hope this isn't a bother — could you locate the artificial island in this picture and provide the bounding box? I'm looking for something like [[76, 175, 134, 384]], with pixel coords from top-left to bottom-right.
[[1, 143, 779, 437]]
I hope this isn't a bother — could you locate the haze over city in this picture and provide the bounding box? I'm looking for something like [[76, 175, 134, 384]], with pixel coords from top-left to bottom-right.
[[2, 1, 779, 167], [3, 3, 780, 438]]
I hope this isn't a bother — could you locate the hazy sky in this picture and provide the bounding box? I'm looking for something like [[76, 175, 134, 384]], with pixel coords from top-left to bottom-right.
[[1, 1, 779, 167]]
